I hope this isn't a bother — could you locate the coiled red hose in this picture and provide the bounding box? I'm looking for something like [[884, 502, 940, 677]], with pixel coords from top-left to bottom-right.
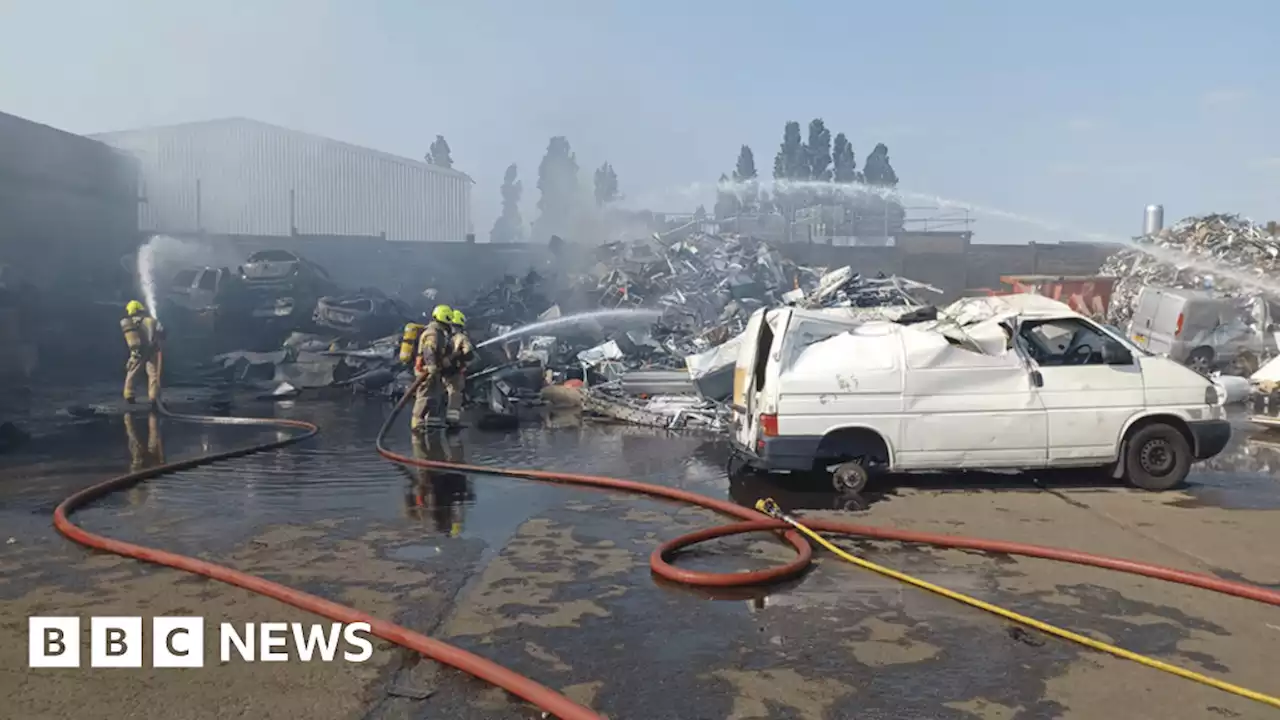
[[379, 381, 1280, 605], [54, 371, 1280, 720]]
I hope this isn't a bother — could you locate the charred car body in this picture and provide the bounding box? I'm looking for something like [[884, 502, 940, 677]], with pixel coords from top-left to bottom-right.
[[236, 249, 338, 329], [313, 289, 412, 339]]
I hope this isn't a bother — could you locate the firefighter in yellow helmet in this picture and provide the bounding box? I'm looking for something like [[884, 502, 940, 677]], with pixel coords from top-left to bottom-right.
[[411, 304, 455, 432], [120, 300, 165, 405], [440, 308, 475, 423]]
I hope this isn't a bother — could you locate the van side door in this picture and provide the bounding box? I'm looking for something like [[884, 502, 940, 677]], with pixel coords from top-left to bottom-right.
[[732, 310, 771, 450], [1017, 317, 1144, 464], [898, 330, 1048, 470]]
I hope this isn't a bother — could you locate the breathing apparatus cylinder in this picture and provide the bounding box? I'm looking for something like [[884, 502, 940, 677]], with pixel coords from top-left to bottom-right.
[[400, 322, 425, 365]]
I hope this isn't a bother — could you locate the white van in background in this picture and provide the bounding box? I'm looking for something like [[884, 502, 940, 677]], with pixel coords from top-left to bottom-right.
[[1128, 286, 1274, 376], [730, 295, 1231, 493]]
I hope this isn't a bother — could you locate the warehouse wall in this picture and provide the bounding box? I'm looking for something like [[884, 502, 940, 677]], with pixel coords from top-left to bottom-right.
[[191, 233, 1110, 307], [92, 119, 472, 243], [223, 234, 553, 305], [784, 241, 1112, 300]]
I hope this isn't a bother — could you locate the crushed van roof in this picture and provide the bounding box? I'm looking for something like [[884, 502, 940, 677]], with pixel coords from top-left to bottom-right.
[[939, 294, 1079, 323]]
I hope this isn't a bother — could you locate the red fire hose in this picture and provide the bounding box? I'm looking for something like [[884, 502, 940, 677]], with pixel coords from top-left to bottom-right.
[[54, 370, 1280, 720]]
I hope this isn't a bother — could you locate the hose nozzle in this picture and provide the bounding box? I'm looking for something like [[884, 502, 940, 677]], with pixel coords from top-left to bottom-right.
[[755, 497, 783, 518]]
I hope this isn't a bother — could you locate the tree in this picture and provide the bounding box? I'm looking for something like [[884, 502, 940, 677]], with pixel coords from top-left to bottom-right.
[[427, 135, 453, 168], [532, 136, 580, 242], [862, 143, 899, 186], [832, 133, 858, 183], [773, 121, 806, 180], [714, 173, 740, 220], [860, 143, 904, 237], [734, 145, 757, 182], [489, 163, 524, 243], [772, 121, 806, 224], [593, 162, 619, 206], [732, 145, 758, 212], [805, 119, 832, 183]]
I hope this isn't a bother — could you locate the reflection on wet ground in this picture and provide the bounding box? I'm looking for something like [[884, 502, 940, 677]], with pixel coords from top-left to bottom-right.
[[1175, 428, 1280, 509], [2, 390, 1280, 719]]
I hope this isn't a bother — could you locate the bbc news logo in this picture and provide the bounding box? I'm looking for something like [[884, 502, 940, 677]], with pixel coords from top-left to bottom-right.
[[29, 617, 374, 668]]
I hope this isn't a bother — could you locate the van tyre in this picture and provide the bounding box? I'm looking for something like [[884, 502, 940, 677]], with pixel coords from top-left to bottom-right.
[[832, 462, 869, 495], [1124, 424, 1192, 491], [1185, 346, 1215, 376]]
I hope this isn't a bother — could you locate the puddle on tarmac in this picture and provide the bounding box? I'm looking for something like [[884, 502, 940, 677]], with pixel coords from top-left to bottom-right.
[[3, 389, 1278, 555], [1173, 429, 1280, 509], [0, 394, 730, 553]]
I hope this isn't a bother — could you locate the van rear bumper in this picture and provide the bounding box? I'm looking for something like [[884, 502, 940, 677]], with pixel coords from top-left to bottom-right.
[[1187, 419, 1231, 460], [731, 435, 822, 472]]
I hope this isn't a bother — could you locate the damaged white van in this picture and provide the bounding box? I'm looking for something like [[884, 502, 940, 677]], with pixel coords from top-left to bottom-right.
[[730, 295, 1231, 493]]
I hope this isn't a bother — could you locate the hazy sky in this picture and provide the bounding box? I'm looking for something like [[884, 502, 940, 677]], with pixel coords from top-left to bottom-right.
[[2, 0, 1276, 244]]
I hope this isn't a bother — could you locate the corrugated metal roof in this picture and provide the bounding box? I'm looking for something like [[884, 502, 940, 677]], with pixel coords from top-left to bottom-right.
[[90, 117, 473, 183]]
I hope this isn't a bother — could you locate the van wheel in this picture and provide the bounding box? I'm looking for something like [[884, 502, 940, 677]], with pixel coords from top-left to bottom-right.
[[832, 462, 869, 494], [1124, 424, 1192, 491], [1185, 347, 1215, 375]]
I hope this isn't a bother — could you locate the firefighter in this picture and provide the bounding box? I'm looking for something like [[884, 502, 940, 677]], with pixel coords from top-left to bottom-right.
[[440, 309, 475, 424], [411, 304, 454, 432], [120, 300, 165, 405]]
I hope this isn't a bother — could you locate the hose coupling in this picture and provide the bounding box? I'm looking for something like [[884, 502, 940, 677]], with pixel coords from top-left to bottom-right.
[[755, 497, 784, 519]]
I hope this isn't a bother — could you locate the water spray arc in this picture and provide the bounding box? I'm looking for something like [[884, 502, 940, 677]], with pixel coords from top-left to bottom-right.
[[136, 239, 160, 321], [133, 233, 246, 322], [476, 308, 664, 349], [704, 177, 1280, 300]]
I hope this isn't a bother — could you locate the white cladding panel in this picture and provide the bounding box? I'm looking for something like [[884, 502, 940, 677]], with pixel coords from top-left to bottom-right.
[[92, 119, 471, 242]]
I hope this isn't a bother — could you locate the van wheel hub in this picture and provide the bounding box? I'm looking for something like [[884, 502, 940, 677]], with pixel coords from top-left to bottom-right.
[[1186, 352, 1213, 374], [1139, 440, 1174, 476], [831, 462, 870, 495]]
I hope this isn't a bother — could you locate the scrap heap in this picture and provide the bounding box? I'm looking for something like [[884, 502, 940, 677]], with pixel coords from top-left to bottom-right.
[[208, 232, 940, 434], [1100, 213, 1280, 326], [459, 232, 939, 433]]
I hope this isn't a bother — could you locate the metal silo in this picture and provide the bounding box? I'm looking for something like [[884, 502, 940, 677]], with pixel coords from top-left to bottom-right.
[[1143, 204, 1164, 236]]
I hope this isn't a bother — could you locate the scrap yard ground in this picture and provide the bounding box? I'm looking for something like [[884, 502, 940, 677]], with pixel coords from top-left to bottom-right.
[[1, 392, 1277, 719]]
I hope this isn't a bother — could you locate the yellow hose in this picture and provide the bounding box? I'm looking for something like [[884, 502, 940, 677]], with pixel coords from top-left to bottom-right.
[[754, 498, 1280, 710]]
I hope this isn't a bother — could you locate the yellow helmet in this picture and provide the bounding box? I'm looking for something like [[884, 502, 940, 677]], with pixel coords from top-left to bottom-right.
[[432, 304, 453, 323], [450, 309, 466, 327], [126, 300, 146, 316]]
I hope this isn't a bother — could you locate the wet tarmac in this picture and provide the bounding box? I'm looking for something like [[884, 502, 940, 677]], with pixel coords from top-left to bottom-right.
[[2, 387, 1279, 719]]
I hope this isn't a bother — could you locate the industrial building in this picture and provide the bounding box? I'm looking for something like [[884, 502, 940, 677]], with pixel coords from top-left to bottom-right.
[[91, 118, 474, 243], [0, 110, 141, 381], [0, 110, 139, 293]]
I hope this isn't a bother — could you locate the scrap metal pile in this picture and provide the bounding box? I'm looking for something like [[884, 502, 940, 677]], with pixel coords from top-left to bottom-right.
[[202, 233, 940, 434], [1101, 213, 1280, 326], [462, 233, 939, 432]]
